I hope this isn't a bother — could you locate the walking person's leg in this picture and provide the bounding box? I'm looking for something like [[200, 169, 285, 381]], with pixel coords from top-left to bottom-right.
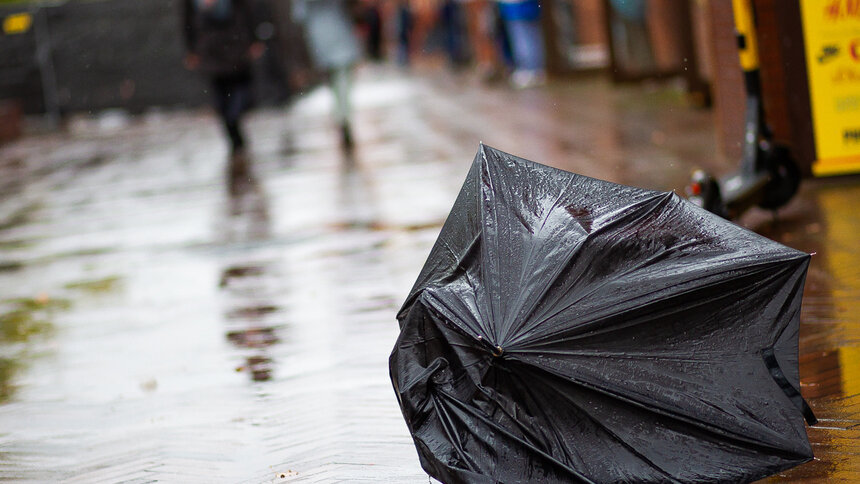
[[212, 77, 232, 149], [330, 66, 354, 151], [223, 73, 252, 154], [212, 75, 247, 154], [465, 0, 501, 80], [397, 3, 413, 65], [506, 18, 545, 88]]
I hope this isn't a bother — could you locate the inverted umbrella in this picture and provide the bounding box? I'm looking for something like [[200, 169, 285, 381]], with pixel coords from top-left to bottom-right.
[[390, 145, 816, 483]]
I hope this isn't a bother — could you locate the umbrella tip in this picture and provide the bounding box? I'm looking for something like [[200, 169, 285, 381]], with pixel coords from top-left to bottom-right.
[[492, 346, 504, 358]]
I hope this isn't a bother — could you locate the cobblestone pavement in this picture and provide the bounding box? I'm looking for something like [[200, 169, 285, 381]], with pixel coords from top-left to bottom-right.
[[0, 65, 858, 483]]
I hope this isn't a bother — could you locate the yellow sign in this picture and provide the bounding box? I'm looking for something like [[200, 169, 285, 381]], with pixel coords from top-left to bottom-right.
[[732, 0, 759, 71], [2, 12, 32, 35], [801, 0, 860, 176]]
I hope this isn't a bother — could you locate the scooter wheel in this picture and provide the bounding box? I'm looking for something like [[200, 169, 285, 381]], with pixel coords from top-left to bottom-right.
[[758, 144, 801, 210]]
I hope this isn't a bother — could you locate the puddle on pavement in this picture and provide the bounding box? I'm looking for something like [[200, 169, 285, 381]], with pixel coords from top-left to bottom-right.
[[63, 275, 122, 294], [219, 265, 266, 287], [0, 201, 42, 232], [0, 357, 19, 402], [226, 325, 280, 348], [0, 261, 24, 273], [226, 304, 279, 320], [350, 294, 400, 314], [0, 197, 54, 403], [219, 155, 282, 383], [0, 239, 33, 251], [0, 296, 67, 403], [0, 297, 67, 342], [756, 178, 860, 482], [221, 263, 282, 383]]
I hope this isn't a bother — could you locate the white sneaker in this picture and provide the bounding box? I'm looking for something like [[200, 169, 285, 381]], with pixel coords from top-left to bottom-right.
[[510, 69, 546, 89]]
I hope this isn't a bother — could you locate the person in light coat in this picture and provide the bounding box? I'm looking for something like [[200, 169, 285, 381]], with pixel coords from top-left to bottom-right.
[[496, 0, 545, 88], [294, 0, 362, 151]]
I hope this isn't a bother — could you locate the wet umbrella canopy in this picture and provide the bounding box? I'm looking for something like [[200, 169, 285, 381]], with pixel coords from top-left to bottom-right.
[[390, 145, 816, 483]]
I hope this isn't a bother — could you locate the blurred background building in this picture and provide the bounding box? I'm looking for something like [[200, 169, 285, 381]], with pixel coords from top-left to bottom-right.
[[0, 0, 309, 115], [0, 0, 855, 177]]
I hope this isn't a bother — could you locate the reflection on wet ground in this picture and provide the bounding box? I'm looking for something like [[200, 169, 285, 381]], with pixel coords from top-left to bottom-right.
[[0, 65, 857, 481], [219, 154, 280, 383], [0, 296, 66, 402], [747, 178, 860, 483]]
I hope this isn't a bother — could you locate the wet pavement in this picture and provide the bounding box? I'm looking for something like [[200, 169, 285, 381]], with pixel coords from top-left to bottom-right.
[[0, 64, 858, 482]]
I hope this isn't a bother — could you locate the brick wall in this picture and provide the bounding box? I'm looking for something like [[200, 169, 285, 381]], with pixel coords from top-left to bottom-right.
[[707, 0, 746, 162]]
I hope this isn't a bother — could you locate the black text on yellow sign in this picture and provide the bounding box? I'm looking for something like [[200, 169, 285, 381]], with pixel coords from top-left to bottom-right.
[[802, 0, 860, 176]]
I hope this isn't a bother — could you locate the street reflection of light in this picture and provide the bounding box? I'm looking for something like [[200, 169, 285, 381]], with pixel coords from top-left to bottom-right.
[[817, 184, 860, 348], [813, 182, 860, 481], [838, 348, 860, 396]]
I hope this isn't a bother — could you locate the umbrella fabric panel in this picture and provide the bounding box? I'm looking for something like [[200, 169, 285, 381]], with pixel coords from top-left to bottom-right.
[[391, 145, 814, 483]]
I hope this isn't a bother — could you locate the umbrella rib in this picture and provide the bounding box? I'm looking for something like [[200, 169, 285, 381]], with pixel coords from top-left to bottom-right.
[[510, 348, 712, 362], [431, 392, 485, 473], [471, 367, 580, 467], [480, 162, 502, 342], [766, 260, 808, 346], [502, 366, 589, 471], [435, 388, 598, 484], [422, 291, 492, 350], [462, 256, 496, 341], [436, 231, 496, 339], [504, 176, 578, 343]]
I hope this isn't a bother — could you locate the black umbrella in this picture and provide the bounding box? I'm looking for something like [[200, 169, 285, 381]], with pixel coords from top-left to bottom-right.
[[390, 145, 816, 483]]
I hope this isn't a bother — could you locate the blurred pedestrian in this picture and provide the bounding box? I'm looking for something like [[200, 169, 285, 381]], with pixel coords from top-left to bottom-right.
[[182, 0, 264, 157], [395, 0, 414, 65], [497, 0, 545, 88], [440, 0, 469, 68], [355, 0, 384, 61], [608, 0, 654, 73], [294, 0, 362, 151], [409, 0, 440, 60], [462, 0, 503, 82]]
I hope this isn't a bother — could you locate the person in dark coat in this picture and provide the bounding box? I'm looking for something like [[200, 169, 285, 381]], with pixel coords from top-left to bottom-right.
[[182, 0, 264, 155]]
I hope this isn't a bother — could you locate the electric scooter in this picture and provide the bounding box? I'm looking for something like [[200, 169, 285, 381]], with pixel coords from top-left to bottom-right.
[[686, 0, 801, 219]]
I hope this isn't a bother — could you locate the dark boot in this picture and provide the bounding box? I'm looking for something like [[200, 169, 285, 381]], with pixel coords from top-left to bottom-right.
[[226, 121, 245, 155], [340, 122, 354, 152]]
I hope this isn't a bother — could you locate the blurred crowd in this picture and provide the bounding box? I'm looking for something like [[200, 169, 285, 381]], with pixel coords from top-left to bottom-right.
[[381, 0, 546, 88], [181, 0, 551, 158], [2, 0, 709, 157], [333, 0, 547, 89]]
